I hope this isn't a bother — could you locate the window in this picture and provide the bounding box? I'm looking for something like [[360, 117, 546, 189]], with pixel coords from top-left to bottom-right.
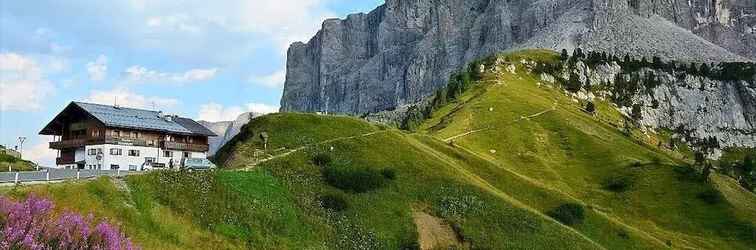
[[165, 135, 174, 142], [113, 130, 121, 137], [183, 152, 190, 158], [110, 148, 122, 155], [88, 149, 97, 155], [92, 129, 100, 137], [128, 150, 140, 157], [132, 132, 138, 138], [110, 164, 120, 170], [163, 150, 173, 157], [129, 165, 138, 171], [145, 157, 156, 163]]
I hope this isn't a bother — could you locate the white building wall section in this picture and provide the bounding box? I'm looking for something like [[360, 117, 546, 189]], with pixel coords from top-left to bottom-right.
[[74, 147, 86, 162], [76, 144, 208, 171]]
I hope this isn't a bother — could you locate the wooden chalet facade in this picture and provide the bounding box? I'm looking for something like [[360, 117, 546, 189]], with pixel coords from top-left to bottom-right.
[[40, 102, 216, 170]]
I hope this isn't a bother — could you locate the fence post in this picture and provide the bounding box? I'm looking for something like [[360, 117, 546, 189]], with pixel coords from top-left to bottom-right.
[[77, 171, 80, 180], [14, 172, 19, 185], [117, 169, 121, 178], [46, 171, 50, 181]]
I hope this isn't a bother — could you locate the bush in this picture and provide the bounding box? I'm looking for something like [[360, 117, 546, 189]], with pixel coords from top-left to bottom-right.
[[585, 101, 596, 113], [312, 153, 332, 167], [674, 165, 703, 182], [319, 194, 348, 212], [603, 175, 635, 192], [323, 167, 385, 193], [697, 189, 723, 205], [0, 196, 137, 249], [546, 203, 585, 226], [381, 168, 397, 180]]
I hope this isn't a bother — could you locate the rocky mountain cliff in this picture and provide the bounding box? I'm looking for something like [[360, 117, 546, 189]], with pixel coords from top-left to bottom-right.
[[281, 0, 755, 115], [542, 58, 756, 150], [199, 112, 258, 156]]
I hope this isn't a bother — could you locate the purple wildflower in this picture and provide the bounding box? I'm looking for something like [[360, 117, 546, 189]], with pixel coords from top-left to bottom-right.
[[0, 196, 139, 250]]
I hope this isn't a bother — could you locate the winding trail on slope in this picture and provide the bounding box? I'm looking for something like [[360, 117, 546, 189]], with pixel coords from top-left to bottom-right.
[[402, 134, 607, 249], [241, 130, 388, 170], [443, 101, 558, 142]]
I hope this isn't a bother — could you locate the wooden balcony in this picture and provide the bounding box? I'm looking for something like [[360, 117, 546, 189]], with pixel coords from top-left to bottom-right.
[[50, 138, 93, 149], [56, 155, 75, 165], [49, 136, 151, 149], [161, 141, 209, 152]]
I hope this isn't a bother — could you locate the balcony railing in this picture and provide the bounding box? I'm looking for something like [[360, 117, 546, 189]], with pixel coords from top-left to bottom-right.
[[49, 136, 151, 149], [49, 138, 93, 149], [49, 136, 209, 153], [161, 141, 209, 152]]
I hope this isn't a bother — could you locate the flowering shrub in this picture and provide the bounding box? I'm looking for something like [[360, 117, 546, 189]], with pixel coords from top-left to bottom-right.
[[0, 196, 138, 250]]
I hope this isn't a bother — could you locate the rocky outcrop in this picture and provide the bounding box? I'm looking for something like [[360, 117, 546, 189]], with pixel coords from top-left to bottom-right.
[[199, 112, 259, 156], [557, 60, 756, 148], [281, 0, 755, 115]]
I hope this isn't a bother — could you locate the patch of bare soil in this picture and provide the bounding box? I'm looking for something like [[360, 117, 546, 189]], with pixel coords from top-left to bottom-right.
[[412, 210, 467, 250]]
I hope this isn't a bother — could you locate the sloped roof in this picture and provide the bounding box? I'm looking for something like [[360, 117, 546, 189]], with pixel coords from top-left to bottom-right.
[[40, 102, 216, 136], [173, 117, 217, 136]]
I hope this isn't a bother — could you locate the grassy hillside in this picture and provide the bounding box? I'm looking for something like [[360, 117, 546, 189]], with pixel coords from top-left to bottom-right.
[[2, 50, 754, 249], [0, 152, 35, 172]]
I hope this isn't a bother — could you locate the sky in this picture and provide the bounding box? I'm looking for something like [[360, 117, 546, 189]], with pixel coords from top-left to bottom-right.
[[0, 0, 384, 166]]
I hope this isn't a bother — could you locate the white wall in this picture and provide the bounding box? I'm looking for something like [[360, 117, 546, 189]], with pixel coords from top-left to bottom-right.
[[77, 144, 207, 171]]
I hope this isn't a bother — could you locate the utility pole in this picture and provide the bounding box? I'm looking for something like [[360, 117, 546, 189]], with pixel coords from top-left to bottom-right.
[[17, 137, 26, 159]]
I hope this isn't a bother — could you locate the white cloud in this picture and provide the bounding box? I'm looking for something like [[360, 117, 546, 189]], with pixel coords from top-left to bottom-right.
[[123, 65, 218, 84], [86, 55, 108, 81], [197, 102, 279, 122], [24, 136, 58, 167], [135, 0, 336, 52], [0, 53, 54, 111], [246, 102, 279, 114], [86, 87, 179, 110], [197, 103, 245, 122], [146, 14, 202, 33], [250, 69, 286, 88]]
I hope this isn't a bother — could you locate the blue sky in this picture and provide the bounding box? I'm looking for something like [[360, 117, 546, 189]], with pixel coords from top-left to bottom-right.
[[0, 0, 384, 166]]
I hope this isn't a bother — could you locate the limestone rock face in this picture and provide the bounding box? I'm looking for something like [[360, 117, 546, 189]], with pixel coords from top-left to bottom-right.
[[199, 112, 259, 156], [564, 62, 756, 148], [281, 0, 755, 115], [635, 74, 756, 148]]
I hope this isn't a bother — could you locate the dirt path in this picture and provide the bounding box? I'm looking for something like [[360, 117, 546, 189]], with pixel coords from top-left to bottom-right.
[[443, 101, 557, 142], [242, 130, 388, 170], [402, 135, 607, 249], [412, 209, 465, 250]]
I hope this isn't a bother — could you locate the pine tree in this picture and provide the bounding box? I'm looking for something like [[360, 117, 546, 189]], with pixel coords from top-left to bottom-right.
[[631, 103, 643, 121], [743, 155, 754, 174], [585, 101, 596, 113], [688, 62, 698, 74], [560, 49, 569, 62], [700, 63, 711, 76]]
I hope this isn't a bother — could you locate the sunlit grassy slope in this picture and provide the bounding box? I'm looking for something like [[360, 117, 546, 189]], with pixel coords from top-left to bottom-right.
[[2, 50, 754, 249], [0, 153, 35, 172]]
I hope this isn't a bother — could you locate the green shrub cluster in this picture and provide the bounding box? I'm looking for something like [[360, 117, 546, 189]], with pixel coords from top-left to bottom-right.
[[312, 153, 332, 167], [381, 168, 397, 180], [319, 193, 349, 212], [603, 174, 635, 193], [546, 203, 585, 226], [696, 189, 723, 205], [323, 167, 388, 193]]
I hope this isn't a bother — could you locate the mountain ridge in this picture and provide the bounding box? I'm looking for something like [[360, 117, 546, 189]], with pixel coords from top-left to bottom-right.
[[281, 0, 755, 115]]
